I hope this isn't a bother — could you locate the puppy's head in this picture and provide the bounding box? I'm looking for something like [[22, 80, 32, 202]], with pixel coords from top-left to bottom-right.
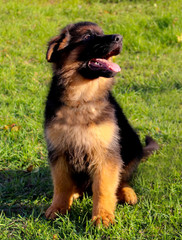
[[47, 22, 122, 79]]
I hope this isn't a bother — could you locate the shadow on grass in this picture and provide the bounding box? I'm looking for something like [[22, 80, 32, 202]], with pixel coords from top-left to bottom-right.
[[0, 167, 52, 218], [0, 167, 92, 228]]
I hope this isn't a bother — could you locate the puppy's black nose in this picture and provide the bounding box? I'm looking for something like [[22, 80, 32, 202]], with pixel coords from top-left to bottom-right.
[[112, 34, 123, 43]]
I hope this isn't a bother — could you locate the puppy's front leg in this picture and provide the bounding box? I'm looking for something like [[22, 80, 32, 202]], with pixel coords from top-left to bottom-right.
[[92, 158, 121, 227], [45, 157, 75, 219]]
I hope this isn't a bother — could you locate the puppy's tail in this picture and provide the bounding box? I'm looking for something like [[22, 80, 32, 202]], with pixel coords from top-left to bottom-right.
[[143, 136, 159, 160]]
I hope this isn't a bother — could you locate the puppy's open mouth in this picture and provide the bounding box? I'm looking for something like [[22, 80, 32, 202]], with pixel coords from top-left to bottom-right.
[[88, 47, 121, 73]]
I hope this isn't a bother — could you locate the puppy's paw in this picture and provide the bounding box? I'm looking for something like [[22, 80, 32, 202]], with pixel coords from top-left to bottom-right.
[[118, 186, 138, 205], [45, 204, 68, 220], [92, 210, 114, 227]]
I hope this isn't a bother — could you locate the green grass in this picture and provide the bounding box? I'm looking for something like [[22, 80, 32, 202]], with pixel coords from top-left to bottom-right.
[[0, 0, 182, 239]]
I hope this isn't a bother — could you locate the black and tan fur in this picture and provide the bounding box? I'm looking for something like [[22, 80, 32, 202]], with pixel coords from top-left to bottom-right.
[[44, 22, 158, 226]]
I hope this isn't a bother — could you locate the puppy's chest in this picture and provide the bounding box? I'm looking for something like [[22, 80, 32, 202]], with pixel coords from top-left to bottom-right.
[[46, 104, 118, 153], [58, 104, 99, 125]]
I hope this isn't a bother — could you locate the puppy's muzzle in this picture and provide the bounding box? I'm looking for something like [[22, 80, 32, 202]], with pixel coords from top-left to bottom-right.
[[111, 34, 123, 44]]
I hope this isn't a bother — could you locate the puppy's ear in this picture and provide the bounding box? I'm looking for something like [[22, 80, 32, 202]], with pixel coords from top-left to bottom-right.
[[46, 29, 70, 62]]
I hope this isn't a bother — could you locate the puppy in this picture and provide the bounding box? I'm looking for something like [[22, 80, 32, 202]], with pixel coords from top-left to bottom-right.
[[44, 22, 158, 226]]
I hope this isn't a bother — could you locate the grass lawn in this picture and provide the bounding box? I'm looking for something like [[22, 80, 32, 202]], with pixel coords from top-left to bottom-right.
[[0, 0, 182, 239]]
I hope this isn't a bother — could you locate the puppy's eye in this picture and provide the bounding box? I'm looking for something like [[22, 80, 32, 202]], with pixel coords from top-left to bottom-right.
[[83, 34, 92, 40]]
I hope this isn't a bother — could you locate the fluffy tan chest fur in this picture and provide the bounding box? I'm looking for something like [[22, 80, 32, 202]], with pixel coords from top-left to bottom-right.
[[45, 106, 118, 155]]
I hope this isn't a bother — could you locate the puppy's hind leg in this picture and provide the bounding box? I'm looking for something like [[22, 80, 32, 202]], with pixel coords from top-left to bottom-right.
[[117, 159, 139, 205], [117, 182, 138, 205], [45, 157, 75, 220]]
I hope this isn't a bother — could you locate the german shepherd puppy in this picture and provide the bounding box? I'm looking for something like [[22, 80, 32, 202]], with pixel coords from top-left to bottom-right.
[[44, 22, 158, 226]]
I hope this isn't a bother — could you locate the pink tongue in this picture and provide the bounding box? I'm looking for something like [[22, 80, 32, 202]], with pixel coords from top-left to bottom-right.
[[91, 58, 121, 73]]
